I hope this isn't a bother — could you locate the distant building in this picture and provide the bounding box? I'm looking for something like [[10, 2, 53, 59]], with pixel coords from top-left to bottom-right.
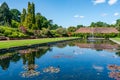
[[75, 27, 119, 34]]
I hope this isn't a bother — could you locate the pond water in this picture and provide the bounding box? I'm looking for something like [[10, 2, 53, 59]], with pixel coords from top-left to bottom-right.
[[0, 39, 120, 80]]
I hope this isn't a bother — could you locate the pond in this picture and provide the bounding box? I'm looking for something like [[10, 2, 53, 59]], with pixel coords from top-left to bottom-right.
[[0, 39, 120, 80]]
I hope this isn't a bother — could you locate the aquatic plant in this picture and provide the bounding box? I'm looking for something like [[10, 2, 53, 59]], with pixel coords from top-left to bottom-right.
[[43, 66, 60, 73]]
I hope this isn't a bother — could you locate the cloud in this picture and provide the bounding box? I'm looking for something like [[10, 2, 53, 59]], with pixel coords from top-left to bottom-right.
[[74, 15, 79, 18], [101, 13, 108, 17], [74, 15, 85, 18], [114, 12, 119, 16], [93, 0, 106, 5], [79, 16, 85, 18], [108, 0, 118, 5], [112, 21, 116, 24]]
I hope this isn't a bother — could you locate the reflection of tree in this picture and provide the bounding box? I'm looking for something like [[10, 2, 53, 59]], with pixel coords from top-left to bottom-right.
[[0, 46, 50, 71], [19, 47, 50, 78], [0, 52, 19, 70], [116, 51, 120, 57], [0, 58, 10, 70], [55, 43, 67, 48], [75, 39, 119, 51], [108, 64, 120, 80]]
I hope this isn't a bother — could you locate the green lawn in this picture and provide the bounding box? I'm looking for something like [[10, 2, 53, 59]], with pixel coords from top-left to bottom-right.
[[110, 38, 120, 41], [0, 37, 78, 49]]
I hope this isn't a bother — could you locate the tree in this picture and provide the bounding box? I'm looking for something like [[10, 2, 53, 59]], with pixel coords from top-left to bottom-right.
[[35, 13, 41, 29], [50, 24, 62, 30], [56, 28, 68, 37], [90, 21, 109, 27], [21, 2, 36, 29], [21, 8, 26, 25], [31, 2, 35, 24], [116, 19, 120, 31], [0, 2, 12, 26], [67, 26, 76, 32], [77, 25, 84, 29], [10, 9, 21, 22]]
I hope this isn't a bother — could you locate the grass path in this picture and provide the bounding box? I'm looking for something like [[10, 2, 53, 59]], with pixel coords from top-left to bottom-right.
[[0, 37, 78, 49], [109, 38, 120, 45]]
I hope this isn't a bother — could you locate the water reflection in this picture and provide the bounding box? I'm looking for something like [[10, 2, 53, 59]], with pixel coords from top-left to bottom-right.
[[93, 65, 104, 72], [53, 53, 74, 59], [19, 47, 51, 78], [75, 40, 119, 52], [0, 40, 120, 80], [0, 52, 20, 70]]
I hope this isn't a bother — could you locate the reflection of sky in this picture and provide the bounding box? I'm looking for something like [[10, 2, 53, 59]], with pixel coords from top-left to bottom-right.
[[93, 65, 104, 72]]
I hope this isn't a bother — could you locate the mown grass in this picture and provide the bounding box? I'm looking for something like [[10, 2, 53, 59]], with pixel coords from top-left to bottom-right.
[[111, 38, 120, 41], [0, 37, 78, 49]]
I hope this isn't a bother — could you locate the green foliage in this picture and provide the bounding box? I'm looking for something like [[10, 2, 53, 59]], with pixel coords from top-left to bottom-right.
[[11, 20, 20, 28], [116, 19, 120, 31], [50, 24, 62, 30], [21, 8, 26, 25], [10, 9, 21, 22], [0, 26, 27, 38], [56, 28, 68, 37], [67, 26, 76, 32], [77, 25, 84, 29], [0, 2, 12, 26], [90, 21, 110, 27], [73, 33, 118, 39], [41, 28, 53, 38]]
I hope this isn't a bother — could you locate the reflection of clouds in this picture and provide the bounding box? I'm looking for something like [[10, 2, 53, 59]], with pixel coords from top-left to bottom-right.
[[108, 64, 120, 80], [20, 70, 40, 78], [43, 66, 60, 73], [99, 54, 106, 57], [93, 65, 104, 72], [53, 53, 74, 59], [73, 49, 84, 55], [112, 55, 118, 58]]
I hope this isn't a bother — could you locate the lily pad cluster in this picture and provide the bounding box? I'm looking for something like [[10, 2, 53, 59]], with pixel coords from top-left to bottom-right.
[[20, 70, 40, 78], [20, 65, 60, 78], [108, 64, 120, 80], [43, 66, 60, 73], [20, 64, 40, 78]]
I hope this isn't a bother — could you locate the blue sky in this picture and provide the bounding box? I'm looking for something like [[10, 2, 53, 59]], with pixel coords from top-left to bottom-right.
[[0, 0, 120, 27]]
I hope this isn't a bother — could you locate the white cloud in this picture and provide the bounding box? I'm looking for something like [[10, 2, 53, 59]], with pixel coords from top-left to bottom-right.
[[93, 0, 106, 5], [114, 12, 119, 16], [112, 21, 116, 24], [79, 16, 85, 18], [74, 15, 85, 18], [108, 0, 118, 5], [74, 15, 79, 18], [101, 13, 108, 17]]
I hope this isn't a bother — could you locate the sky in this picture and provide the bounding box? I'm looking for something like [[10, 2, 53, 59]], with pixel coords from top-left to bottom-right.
[[0, 0, 120, 28]]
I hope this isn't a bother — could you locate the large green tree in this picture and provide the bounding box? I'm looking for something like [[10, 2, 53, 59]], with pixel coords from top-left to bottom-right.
[[90, 21, 109, 27], [10, 9, 21, 22], [116, 19, 120, 31], [0, 2, 12, 26]]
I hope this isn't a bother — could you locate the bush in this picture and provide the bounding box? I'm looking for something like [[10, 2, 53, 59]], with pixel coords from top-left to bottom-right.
[[11, 20, 20, 28], [72, 33, 118, 38]]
